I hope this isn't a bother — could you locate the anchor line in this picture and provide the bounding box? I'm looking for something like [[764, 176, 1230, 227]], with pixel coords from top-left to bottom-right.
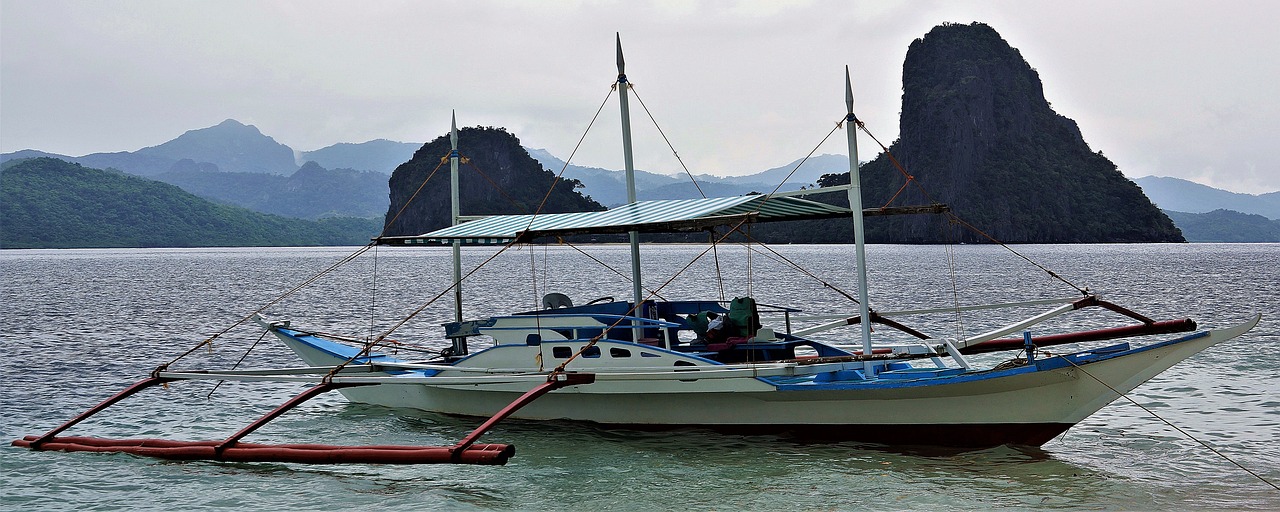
[[1057, 355, 1279, 491], [206, 328, 272, 399]]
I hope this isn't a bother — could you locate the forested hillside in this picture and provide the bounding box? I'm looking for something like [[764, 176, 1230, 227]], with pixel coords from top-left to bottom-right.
[[382, 127, 604, 236], [1, 158, 381, 248]]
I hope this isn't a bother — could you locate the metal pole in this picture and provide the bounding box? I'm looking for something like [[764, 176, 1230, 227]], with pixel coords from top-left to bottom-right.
[[450, 111, 463, 322], [617, 34, 643, 311], [843, 67, 875, 376]]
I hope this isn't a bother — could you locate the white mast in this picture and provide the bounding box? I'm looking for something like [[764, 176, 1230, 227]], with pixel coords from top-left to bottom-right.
[[844, 67, 874, 376], [617, 34, 643, 310], [450, 110, 463, 322]]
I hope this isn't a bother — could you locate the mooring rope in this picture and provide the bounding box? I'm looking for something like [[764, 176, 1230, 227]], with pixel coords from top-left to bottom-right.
[[1057, 354, 1279, 491]]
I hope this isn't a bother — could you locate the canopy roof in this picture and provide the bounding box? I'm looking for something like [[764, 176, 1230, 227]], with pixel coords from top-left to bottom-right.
[[381, 194, 854, 245]]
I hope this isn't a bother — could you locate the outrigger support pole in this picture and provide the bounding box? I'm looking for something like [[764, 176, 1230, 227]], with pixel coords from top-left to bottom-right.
[[212, 381, 370, 455], [450, 371, 596, 461], [21, 375, 174, 449]]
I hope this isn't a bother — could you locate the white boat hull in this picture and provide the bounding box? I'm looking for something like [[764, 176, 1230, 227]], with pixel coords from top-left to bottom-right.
[[272, 315, 1258, 447]]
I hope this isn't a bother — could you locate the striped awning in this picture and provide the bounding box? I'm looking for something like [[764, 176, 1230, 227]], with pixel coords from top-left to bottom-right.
[[382, 194, 853, 245]]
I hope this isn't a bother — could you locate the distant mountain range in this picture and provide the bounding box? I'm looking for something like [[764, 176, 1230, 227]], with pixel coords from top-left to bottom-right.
[[299, 139, 420, 174], [1162, 209, 1280, 242], [1, 119, 845, 221], [526, 148, 844, 206], [4, 103, 1277, 245], [1134, 176, 1279, 220]]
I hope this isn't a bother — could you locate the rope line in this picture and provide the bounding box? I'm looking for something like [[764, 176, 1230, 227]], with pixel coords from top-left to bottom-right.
[[205, 328, 271, 399], [383, 158, 448, 234], [322, 238, 525, 380], [161, 155, 454, 371], [462, 158, 526, 210], [710, 230, 725, 301], [157, 243, 377, 373], [853, 121, 1089, 296], [550, 218, 751, 375], [522, 85, 616, 235], [629, 85, 706, 199], [1057, 355, 1279, 491], [562, 239, 668, 301], [741, 234, 861, 305], [760, 121, 842, 199]]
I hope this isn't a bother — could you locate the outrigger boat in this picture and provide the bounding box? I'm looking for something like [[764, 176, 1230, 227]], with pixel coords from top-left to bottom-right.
[[15, 37, 1260, 464]]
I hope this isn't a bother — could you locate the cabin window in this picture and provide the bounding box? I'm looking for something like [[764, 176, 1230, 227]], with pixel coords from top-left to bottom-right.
[[640, 352, 660, 358], [552, 346, 572, 358], [610, 347, 631, 358], [583, 346, 601, 358], [793, 345, 818, 359]]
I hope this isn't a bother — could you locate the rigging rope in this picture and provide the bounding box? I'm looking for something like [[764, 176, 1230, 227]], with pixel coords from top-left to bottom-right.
[[368, 243, 379, 343], [322, 238, 526, 380], [852, 120, 1090, 296], [739, 234, 861, 305], [529, 245, 540, 310], [205, 327, 271, 399], [942, 221, 969, 341], [550, 218, 752, 375], [160, 158, 453, 373], [450, 84, 666, 302], [521, 85, 616, 234], [710, 230, 725, 301], [383, 158, 449, 235], [762, 121, 842, 198], [157, 243, 377, 373], [629, 85, 707, 199]]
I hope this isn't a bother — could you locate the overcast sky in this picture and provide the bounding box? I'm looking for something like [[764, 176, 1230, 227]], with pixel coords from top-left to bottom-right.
[[3, 0, 1277, 193]]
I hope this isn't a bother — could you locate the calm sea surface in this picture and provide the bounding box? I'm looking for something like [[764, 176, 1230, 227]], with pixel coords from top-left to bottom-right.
[[2, 244, 1277, 511]]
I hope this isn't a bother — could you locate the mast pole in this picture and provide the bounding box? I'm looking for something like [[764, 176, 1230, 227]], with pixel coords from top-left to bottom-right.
[[450, 111, 463, 322], [844, 67, 874, 376], [617, 34, 643, 311]]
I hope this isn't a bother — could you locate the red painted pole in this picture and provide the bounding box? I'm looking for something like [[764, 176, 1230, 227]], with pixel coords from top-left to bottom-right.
[[450, 372, 595, 460], [19, 376, 173, 449], [962, 319, 1197, 355]]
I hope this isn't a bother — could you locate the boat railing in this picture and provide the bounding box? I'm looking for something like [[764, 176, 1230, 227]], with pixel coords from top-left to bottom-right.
[[482, 314, 683, 348]]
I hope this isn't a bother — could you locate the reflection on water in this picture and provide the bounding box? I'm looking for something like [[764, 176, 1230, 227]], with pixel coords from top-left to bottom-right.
[[2, 244, 1277, 510]]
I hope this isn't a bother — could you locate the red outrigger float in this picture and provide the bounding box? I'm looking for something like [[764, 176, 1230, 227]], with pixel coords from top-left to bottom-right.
[[12, 373, 595, 465]]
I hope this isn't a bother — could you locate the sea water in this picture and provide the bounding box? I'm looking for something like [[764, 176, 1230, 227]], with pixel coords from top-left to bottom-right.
[[1, 244, 1277, 511]]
